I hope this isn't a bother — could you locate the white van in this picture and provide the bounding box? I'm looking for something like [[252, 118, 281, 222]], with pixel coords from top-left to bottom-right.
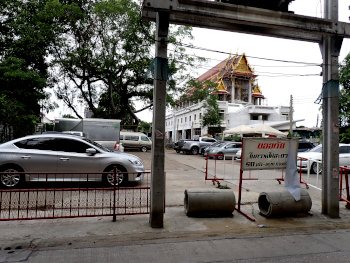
[[120, 131, 152, 152]]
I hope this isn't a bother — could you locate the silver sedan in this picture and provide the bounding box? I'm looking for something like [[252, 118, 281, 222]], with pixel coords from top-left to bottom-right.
[[0, 134, 145, 188]]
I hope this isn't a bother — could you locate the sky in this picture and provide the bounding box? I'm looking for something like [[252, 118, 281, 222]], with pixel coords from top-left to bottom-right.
[[135, 0, 350, 128]]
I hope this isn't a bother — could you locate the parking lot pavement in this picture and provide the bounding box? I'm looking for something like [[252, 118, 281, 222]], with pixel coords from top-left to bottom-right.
[[1, 149, 350, 262]]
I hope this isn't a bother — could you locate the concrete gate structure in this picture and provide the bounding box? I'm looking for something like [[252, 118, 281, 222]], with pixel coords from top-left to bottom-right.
[[141, 0, 350, 227]]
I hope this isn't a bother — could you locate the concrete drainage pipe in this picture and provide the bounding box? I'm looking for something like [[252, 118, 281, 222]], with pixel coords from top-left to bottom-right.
[[184, 189, 236, 217], [258, 190, 312, 217]]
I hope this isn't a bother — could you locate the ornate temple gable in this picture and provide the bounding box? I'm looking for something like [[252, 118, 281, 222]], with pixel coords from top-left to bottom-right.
[[216, 79, 227, 92], [252, 84, 262, 94], [233, 53, 255, 76]]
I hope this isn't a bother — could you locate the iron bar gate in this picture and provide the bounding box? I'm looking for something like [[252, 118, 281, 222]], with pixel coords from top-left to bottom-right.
[[0, 171, 150, 221]]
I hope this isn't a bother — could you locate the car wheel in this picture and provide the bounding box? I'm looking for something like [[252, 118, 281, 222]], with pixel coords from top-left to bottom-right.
[[176, 149, 180, 153], [217, 153, 224, 160], [311, 162, 322, 174], [0, 165, 24, 188], [104, 165, 128, 186], [141, 146, 147, 152], [191, 147, 199, 155]]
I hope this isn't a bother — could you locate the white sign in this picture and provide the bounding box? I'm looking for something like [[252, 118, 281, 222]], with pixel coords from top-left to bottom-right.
[[241, 138, 299, 171]]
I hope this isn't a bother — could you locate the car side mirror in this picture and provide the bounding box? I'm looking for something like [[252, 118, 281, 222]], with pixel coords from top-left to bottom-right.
[[86, 148, 97, 156]]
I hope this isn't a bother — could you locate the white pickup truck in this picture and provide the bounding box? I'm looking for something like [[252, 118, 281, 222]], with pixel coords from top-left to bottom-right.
[[178, 137, 217, 155]]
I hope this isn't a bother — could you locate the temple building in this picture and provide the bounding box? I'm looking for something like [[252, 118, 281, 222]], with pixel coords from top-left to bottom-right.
[[165, 53, 302, 141]]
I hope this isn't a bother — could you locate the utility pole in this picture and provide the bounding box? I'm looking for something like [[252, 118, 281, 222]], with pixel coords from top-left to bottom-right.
[[150, 11, 169, 228], [289, 95, 293, 136], [320, 0, 342, 218]]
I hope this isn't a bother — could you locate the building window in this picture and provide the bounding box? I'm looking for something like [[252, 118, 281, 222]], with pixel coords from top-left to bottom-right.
[[185, 117, 187, 122], [251, 114, 268, 121], [189, 116, 192, 121], [194, 114, 196, 120]]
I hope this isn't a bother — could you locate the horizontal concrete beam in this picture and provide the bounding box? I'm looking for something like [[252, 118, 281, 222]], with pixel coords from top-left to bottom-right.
[[142, 0, 350, 43]]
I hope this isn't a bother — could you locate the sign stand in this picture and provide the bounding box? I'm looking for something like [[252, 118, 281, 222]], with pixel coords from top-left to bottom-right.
[[236, 137, 299, 221]]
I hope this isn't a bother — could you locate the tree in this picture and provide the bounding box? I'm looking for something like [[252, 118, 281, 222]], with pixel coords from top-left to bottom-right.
[[0, 0, 63, 140], [51, 0, 206, 124], [339, 53, 350, 143], [201, 94, 222, 134], [181, 78, 222, 136], [138, 121, 151, 134], [0, 58, 46, 139]]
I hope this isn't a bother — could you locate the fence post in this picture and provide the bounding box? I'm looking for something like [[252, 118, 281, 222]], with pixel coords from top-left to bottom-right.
[[113, 166, 116, 222]]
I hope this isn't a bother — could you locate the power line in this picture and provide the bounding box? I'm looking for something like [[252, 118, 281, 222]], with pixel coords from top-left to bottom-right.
[[170, 56, 322, 78], [169, 48, 322, 68], [171, 42, 322, 66]]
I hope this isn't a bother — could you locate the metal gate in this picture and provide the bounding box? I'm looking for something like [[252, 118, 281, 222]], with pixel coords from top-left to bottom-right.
[[0, 171, 150, 221]]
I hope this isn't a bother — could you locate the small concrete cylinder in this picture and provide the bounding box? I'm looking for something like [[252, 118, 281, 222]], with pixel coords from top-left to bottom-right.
[[258, 190, 312, 217], [184, 189, 236, 217]]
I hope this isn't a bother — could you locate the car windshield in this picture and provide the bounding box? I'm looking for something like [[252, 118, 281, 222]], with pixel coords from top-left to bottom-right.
[[83, 138, 111, 152], [308, 145, 322, 153]]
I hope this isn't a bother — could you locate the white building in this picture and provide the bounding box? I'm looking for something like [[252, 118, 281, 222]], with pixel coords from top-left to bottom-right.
[[165, 53, 301, 141]]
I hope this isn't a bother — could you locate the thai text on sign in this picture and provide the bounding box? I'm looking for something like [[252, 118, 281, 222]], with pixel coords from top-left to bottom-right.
[[241, 138, 298, 171]]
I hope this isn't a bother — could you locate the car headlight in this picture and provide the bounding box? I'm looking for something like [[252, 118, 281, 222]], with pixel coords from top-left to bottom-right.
[[128, 159, 143, 165]]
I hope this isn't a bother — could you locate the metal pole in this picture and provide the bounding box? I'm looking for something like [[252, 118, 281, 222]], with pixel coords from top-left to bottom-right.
[[289, 95, 293, 136], [113, 166, 116, 222], [320, 0, 342, 218], [150, 11, 169, 228]]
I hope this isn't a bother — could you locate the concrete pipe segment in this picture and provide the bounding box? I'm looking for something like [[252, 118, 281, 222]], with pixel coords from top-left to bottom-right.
[[258, 190, 312, 217], [184, 189, 236, 217]]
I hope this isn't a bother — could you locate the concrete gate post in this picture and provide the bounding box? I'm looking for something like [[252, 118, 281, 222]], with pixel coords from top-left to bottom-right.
[[150, 11, 169, 228], [319, 0, 342, 218]]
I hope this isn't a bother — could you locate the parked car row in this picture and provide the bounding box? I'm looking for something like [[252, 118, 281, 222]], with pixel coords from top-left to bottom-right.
[[203, 141, 242, 160], [173, 137, 217, 155]]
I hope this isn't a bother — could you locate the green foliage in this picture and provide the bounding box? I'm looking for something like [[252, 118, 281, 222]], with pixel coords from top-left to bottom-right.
[[217, 184, 230, 189], [0, 0, 61, 140], [181, 79, 217, 103], [45, 123, 55, 131], [62, 114, 77, 119], [224, 136, 241, 141], [51, 0, 207, 124], [180, 78, 222, 136], [138, 121, 151, 133], [201, 94, 222, 128], [339, 53, 350, 143], [0, 57, 47, 140]]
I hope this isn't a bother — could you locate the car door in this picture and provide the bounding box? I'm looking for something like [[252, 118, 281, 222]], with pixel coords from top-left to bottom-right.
[[55, 138, 102, 182], [339, 146, 350, 167], [14, 137, 58, 181], [223, 143, 239, 157]]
